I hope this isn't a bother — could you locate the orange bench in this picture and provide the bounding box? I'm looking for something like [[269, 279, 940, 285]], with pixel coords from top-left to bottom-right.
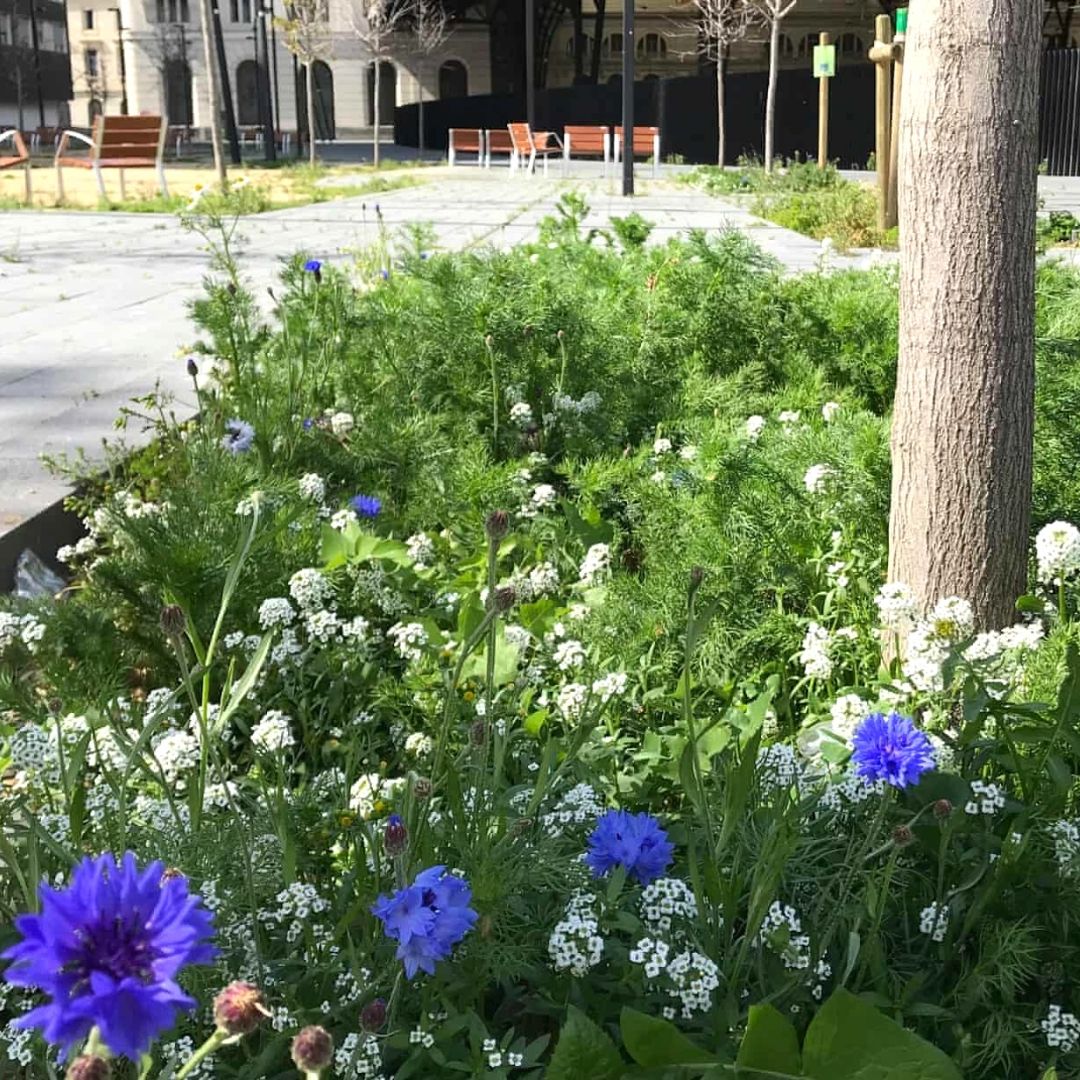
[[55, 115, 169, 200], [507, 122, 562, 176], [613, 125, 661, 178], [0, 130, 32, 202], [448, 128, 484, 166], [484, 128, 514, 168], [563, 125, 610, 175]]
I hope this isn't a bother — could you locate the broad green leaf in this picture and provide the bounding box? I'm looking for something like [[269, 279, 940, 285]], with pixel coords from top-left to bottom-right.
[[1016, 594, 1045, 613], [547, 1006, 624, 1080], [735, 1003, 801, 1076], [620, 1008, 717, 1067], [802, 989, 962, 1080], [218, 633, 273, 730]]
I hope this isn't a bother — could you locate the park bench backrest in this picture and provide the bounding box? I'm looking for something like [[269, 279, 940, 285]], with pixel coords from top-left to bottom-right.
[[449, 128, 483, 153], [0, 129, 29, 167], [564, 125, 608, 156], [507, 123, 535, 156], [486, 130, 513, 153], [93, 115, 167, 164], [614, 125, 660, 155]]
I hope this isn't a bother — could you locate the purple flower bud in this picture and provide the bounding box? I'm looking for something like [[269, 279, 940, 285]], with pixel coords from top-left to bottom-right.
[[186, 356, 199, 378], [892, 824, 914, 848], [67, 1056, 112, 1080], [413, 776, 433, 801], [360, 997, 387, 1032], [291, 1025, 333, 1073], [384, 814, 408, 857], [160, 604, 186, 639], [485, 510, 509, 539], [213, 980, 269, 1036], [933, 799, 953, 820]]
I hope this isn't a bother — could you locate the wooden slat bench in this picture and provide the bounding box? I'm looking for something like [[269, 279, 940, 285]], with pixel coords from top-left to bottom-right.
[[507, 122, 561, 176], [448, 128, 484, 166], [55, 115, 169, 201], [613, 125, 662, 178], [563, 125, 610, 175], [0, 130, 32, 202], [484, 128, 515, 168]]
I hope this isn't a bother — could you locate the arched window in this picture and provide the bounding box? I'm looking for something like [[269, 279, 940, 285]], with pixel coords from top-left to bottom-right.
[[636, 32, 666, 57], [778, 34, 795, 59], [236, 59, 259, 125], [438, 59, 467, 98], [163, 59, 192, 125], [366, 61, 396, 125], [601, 32, 622, 57], [565, 32, 592, 57], [296, 60, 335, 140], [839, 32, 863, 55], [797, 32, 816, 57]]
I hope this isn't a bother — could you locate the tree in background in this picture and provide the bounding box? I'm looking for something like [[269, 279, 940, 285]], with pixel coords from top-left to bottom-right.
[[194, 0, 227, 181], [276, 0, 333, 165], [888, 0, 1042, 628], [750, 0, 795, 172], [689, 0, 757, 166], [348, 0, 410, 167], [408, 0, 449, 156]]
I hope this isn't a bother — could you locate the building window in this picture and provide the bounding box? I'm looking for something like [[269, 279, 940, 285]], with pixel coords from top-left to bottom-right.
[[229, 0, 252, 22], [86, 48, 100, 76], [565, 32, 591, 57], [157, 0, 190, 20], [637, 32, 666, 57], [839, 32, 863, 56], [601, 32, 621, 57], [0, 12, 10, 45], [438, 58, 467, 98], [83, 9, 94, 29]]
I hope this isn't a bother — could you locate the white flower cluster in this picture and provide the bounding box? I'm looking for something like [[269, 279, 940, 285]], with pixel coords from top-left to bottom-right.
[[524, 562, 559, 598], [551, 390, 601, 418], [918, 901, 949, 942], [289, 567, 333, 611], [822, 401, 841, 423], [745, 415, 766, 440], [1042, 1005, 1080, 1053], [331, 508, 358, 531], [964, 780, 1005, 816], [388, 621, 427, 662], [579, 543, 611, 585], [349, 773, 405, 818], [251, 710, 295, 753], [509, 401, 534, 426], [1036, 521, 1080, 585], [592, 671, 628, 704], [799, 622, 834, 680], [520, 483, 558, 519], [1049, 818, 1080, 877], [778, 410, 800, 429], [874, 582, 919, 633], [406, 532, 435, 569], [640, 878, 698, 933], [409, 1027, 435, 1049], [540, 782, 604, 836], [757, 744, 805, 795], [553, 639, 586, 671], [261, 881, 330, 943], [829, 694, 869, 744], [335, 1032, 386, 1079], [258, 597, 296, 629], [629, 935, 670, 978], [548, 892, 604, 976], [963, 621, 1044, 664], [666, 949, 721, 1018], [330, 411, 355, 436], [803, 464, 835, 495], [817, 769, 886, 815], [55, 535, 98, 564], [151, 728, 200, 783], [653, 437, 673, 455], [405, 731, 433, 757], [0, 612, 46, 655], [902, 595, 975, 692], [298, 472, 326, 502], [556, 682, 588, 719], [756, 901, 810, 971]]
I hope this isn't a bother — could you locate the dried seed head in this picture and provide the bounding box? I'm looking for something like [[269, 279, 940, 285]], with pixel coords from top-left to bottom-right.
[[159, 604, 186, 639], [412, 776, 433, 801], [933, 799, 953, 820], [892, 824, 914, 848], [213, 980, 269, 1036], [67, 1056, 112, 1080], [291, 1026, 334, 1073], [360, 997, 387, 1032], [470, 719, 488, 748], [493, 585, 516, 613], [485, 509, 510, 539]]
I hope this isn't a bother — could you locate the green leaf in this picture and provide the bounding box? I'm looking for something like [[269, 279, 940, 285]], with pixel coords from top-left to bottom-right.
[[1016, 594, 1045, 613], [735, 1003, 801, 1077], [802, 989, 962, 1080], [620, 1008, 717, 1067], [547, 1007, 624, 1080], [320, 522, 353, 568]]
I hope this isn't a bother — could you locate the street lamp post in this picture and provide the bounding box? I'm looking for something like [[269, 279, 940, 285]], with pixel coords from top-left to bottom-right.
[[525, 0, 535, 129], [621, 0, 634, 195], [255, 0, 276, 160]]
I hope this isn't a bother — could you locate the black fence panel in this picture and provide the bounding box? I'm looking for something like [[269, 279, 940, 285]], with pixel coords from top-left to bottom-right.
[[1041, 49, 1080, 175]]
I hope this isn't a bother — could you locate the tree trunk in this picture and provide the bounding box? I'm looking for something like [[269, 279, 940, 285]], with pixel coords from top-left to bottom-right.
[[763, 16, 779, 172], [589, 0, 605, 84], [373, 60, 381, 167], [196, 0, 227, 183], [572, 0, 583, 80], [716, 55, 725, 167], [418, 66, 425, 156], [306, 60, 316, 166], [888, 0, 1041, 630]]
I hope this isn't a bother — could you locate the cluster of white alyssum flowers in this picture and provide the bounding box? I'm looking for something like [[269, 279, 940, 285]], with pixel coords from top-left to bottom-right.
[[404, 731, 433, 757], [666, 949, 721, 1018], [0, 613, 46, 655], [1036, 521, 1080, 585], [1049, 818, 1080, 877], [289, 567, 334, 611], [756, 901, 810, 971], [903, 595, 975, 692], [298, 472, 325, 502], [151, 728, 200, 784], [629, 936, 670, 979], [520, 483, 557, 519], [556, 682, 589, 719], [540, 782, 604, 836], [329, 411, 355, 436], [1042, 1005, 1080, 1053], [592, 671, 628, 703], [258, 597, 296, 629], [509, 401, 534, 427], [918, 901, 949, 942], [579, 543, 611, 585], [251, 710, 295, 753], [653, 437, 673, 455], [757, 744, 805, 795], [745, 415, 766, 440], [553, 639, 586, 671], [829, 694, 869, 744], [640, 878, 698, 933], [803, 464, 835, 495], [822, 401, 841, 423], [874, 582, 919, 632], [406, 532, 435, 569], [964, 779, 1005, 815], [549, 892, 604, 976], [799, 622, 834, 679], [388, 622, 428, 662]]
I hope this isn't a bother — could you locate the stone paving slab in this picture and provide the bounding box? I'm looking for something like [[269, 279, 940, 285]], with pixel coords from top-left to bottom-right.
[[0, 169, 873, 536]]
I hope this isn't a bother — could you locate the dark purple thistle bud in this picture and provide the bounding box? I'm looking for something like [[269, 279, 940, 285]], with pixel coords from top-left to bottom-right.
[[213, 980, 269, 1036], [186, 356, 199, 378], [291, 1026, 334, 1073], [159, 604, 186, 639], [470, 719, 488, 748], [933, 799, 953, 820], [384, 814, 408, 857], [485, 509, 509, 540], [361, 997, 387, 1032], [67, 1056, 112, 1080], [493, 585, 516, 613], [413, 776, 433, 801], [892, 824, 914, 848]]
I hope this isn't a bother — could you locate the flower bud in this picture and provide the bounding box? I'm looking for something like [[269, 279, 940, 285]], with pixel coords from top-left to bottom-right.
[[383, 813, 408, 857], [470, 719, 488, 747], [556, 328, 565, 340], [933, 799, 953, 820], [360, 997, 387, 1032], [891, 824, 914, 848], [291, 1026, 334, 1074], [689, 566, 705, 590], [226, 281, 238, 296], [485, 510, 509, 539], [412, 776, 433, 801], [213, 980, 269, 1036], [67, 1056, 112, 1080], [493, 585, 516, 613], [186, 356, 199, 378], [159, 604, 186, 639]]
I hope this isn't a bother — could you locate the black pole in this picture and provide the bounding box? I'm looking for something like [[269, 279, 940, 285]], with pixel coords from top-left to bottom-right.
[[292, 52, 303, 157], [621, 0, 633, 195], [256, 2, 276, 160], [210, 1, 242, 162], [269, 0, 280, 134], [114, 8, 129, 113], [525, 0, 535, 128], [27, 0, 45, 128]]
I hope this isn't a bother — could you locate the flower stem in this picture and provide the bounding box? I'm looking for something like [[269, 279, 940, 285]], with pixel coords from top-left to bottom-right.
[[175, 1029, 228, 1079]]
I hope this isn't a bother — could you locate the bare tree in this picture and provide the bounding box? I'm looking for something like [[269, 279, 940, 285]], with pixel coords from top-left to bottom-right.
[[194, 0, 227, 180], [275, 0, 333, 164], [750, 0, 795, 172], [134, 16, 189, 121], [889, 0, 1041, 628], [686, 0, 756, 166], [408, 0, 449, 157], [348, 0, 410, 167]]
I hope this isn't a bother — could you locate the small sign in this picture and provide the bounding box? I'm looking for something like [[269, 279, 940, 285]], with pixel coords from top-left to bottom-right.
[[813, 44, 836, 78], [895, 7, 908, 34]]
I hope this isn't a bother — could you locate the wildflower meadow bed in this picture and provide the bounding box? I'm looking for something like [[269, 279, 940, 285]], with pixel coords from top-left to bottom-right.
[[5, 197, 1080, 1077]]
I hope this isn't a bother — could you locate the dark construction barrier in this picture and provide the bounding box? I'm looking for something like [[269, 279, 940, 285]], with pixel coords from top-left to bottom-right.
[[1042, 49, 1080, 176], [395, 64, 877, 167]]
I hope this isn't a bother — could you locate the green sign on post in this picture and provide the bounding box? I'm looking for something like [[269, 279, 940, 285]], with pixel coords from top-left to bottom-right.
[[895, 7, 908, 33], [813, 44, 836, 78]]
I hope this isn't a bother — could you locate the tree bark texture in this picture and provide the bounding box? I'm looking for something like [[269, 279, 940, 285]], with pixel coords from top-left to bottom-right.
[[197, 0, 227, 182], [763, 17, 779, 171], [306, 60, 316, 165], [373, 61, 382, 167], [888, 0, 1041, 629]]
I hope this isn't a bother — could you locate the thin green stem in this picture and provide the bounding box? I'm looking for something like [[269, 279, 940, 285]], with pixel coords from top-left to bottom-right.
[[175, 1029, 227, 1079]]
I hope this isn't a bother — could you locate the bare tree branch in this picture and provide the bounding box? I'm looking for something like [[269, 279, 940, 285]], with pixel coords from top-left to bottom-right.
[[275, 0, 333, 162]]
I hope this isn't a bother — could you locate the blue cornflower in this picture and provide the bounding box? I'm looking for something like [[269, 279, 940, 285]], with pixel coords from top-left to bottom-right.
[[303, 259, 322, 273], [221, 419, 255, 454], [586, 809, 674, 885], [349, 493, 382, 518], [851, 711, 935, 789], [379, 268, 390, 280], [2, 853, 216, 1060], [371, 865, 477, 978]]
